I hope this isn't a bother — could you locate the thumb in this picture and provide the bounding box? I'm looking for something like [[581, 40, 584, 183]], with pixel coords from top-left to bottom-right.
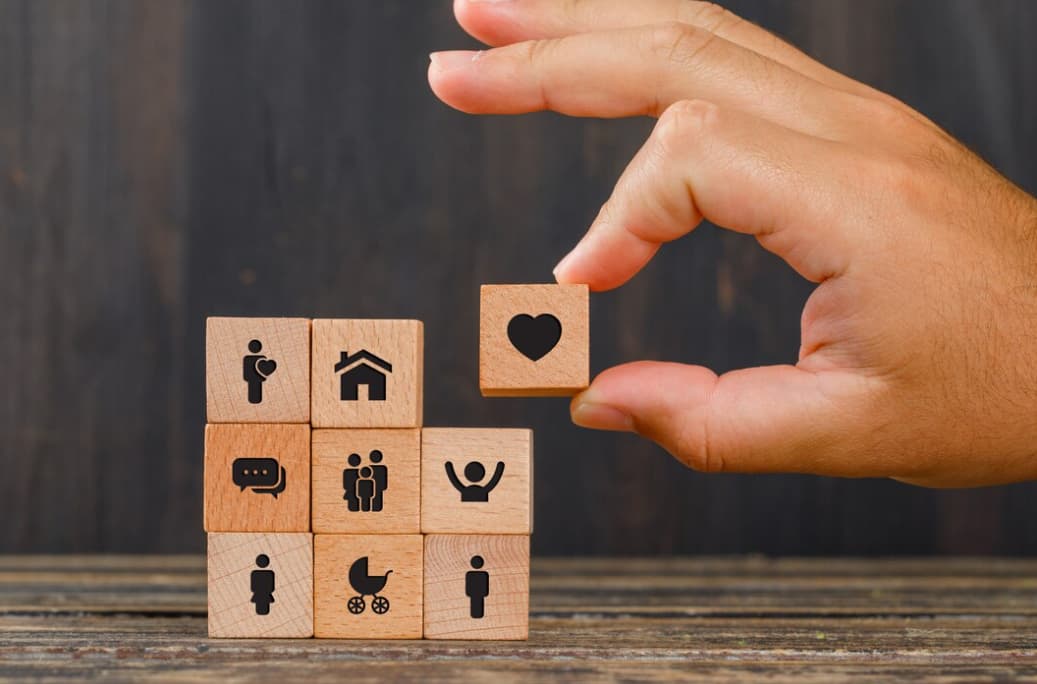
[[570, 361, 877, 476]]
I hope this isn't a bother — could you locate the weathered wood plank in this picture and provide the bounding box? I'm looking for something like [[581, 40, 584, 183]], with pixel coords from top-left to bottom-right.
[[2, 556, 1037, 681]]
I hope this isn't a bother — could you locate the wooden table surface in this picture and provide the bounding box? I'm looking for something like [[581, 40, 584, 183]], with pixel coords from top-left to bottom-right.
[[2, 556, 1037, 682]]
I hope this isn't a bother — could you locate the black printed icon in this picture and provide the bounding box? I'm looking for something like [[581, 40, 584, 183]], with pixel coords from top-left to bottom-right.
[[507, 314, 562, 361], [251, 554, 275, 615], [347, 556, 392, 615], [446, 460, 505, 502], [335, 350, 392, 401], [233, 457, 286, 498], [343, 450, 388, 512], [466, 555, 489, 619], [243, 340, 277, 404]]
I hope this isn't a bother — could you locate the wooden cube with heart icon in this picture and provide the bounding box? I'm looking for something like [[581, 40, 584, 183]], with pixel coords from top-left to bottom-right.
[[479, 284, 590, 397]]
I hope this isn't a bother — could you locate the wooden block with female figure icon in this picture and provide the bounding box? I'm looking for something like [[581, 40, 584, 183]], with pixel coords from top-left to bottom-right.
[[207, 532, 313, 638]]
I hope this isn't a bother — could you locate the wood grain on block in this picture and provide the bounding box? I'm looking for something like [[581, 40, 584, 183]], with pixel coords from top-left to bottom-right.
[[313, 534, 423, 639], [311, 319, 423, 428], [312, 429, 420, 534], [204, 424, 310, 532], [207, 533, 313, 638], [206, 317, 311, 423], [479, 284, 589, 396], [421, 428, 532, 535], [423, 534, 529, 640]]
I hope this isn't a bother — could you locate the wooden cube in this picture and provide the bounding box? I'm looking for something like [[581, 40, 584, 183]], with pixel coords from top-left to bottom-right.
[[207, 532, 313, 638], [311, 429, 421, 534], [479, 284, 589, 396], [207, 317, 311, 423], [204, 424, 311, 532], [421, 428, 532, 535], [311, 319, 423, 428], [423, 534, 529, 640], [313, 534, 423, 639]]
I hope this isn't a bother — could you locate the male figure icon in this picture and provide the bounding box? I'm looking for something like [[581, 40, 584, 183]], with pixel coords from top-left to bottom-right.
[[242, 340, 277, 404], [250, 554, 275, 615], [465, 555, 489, 619], [445, 461, 505, 502]]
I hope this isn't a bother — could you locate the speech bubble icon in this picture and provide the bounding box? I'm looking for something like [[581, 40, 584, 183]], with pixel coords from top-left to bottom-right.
[[233, 457, 282, 491]]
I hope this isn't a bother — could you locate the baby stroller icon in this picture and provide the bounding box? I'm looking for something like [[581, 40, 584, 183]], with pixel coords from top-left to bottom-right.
[[347, 556, 393, 615]]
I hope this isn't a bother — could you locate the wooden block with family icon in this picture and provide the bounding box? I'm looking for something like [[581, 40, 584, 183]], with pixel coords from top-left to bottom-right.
[[202, 284, 586, 640]]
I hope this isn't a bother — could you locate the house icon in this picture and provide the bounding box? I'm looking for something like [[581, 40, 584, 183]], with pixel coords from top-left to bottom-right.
[[334, 350, 392, 401]]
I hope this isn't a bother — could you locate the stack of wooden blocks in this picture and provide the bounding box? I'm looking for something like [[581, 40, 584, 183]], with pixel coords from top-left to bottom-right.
[[204, 284, 589, 640]]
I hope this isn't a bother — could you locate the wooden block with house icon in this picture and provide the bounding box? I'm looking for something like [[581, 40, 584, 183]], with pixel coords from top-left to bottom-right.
[[311, 319, 423, 428], [479, 284, 589, 397]]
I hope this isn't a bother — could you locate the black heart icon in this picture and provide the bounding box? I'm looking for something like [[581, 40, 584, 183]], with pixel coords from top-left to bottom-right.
[[507, 314, 562, 361], [256, 359, 277, 377]]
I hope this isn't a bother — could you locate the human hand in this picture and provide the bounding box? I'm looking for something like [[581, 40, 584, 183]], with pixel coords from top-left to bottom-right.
[[428, 0, 1037, 487]]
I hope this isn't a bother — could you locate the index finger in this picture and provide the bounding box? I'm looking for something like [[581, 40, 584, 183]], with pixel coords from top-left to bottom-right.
[[454, 0, 875, 99]]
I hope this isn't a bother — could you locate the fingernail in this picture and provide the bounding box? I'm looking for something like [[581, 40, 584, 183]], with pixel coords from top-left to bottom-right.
[[429, 50, 481, 73], [552, 251, 575, 282], [571, 399, 635, 432]]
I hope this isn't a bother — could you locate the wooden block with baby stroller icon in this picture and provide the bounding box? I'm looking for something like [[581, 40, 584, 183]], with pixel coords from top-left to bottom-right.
[[313, 534, 423, 639], [346, 556, 392, 615]]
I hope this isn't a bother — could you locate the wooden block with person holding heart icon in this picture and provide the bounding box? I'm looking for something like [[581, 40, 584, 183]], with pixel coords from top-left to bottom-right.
[[479, 284, 589, 397]]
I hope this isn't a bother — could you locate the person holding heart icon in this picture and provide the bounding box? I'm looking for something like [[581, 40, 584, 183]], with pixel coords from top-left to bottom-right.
[[243, 339, 277, 405]]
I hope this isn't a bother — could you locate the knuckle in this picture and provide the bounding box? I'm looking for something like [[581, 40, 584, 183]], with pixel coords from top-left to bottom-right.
[[681, 1, 743, 35], [647, 21, 715, 68], [654, 99, 720, 151], [522, 37, 555, 69]]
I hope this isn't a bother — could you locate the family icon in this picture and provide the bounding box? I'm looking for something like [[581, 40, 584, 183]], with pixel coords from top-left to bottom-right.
[[343, 451, 388, 512]]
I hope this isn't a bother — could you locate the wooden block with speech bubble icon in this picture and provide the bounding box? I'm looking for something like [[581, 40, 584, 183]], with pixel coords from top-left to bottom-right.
[[204, 423, 310, 532]]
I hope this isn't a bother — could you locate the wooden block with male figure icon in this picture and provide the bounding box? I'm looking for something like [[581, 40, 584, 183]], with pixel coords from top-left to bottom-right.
[[311, 319, 423, 428], [311, 429, 421, 534], [208, 532, 313, 638], [423, 534, 530, 640], [206, 317, 311, 423], [421, 428, 532, 535], [313, 534, 424, 639], [479, 284, 589, 396]]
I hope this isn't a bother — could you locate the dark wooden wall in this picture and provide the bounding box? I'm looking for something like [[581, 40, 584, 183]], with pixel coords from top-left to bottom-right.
[[1, 0, 1035, 555]]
